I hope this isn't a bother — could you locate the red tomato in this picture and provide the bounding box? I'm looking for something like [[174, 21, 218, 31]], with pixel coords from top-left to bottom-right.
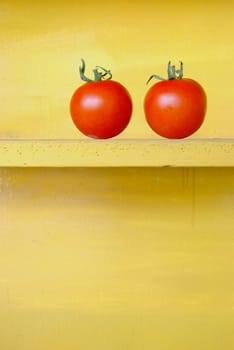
[[144, 62, 207, 139], [70, 60, 132, 139]]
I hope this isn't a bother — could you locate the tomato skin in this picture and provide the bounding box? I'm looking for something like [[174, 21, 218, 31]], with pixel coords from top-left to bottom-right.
[[70, 80, 133, 139], [144, 78, 207, 139]]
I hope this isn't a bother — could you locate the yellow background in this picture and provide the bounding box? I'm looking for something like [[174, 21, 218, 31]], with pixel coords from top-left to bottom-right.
[[0, 1, 234, 350], [0, 0, 233, 138], [0, 167, 234, 350]]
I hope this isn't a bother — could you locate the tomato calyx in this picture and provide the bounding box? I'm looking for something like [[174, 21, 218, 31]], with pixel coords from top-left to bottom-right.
[[146, 61, 184, 84], [79, 58, 112, 82]]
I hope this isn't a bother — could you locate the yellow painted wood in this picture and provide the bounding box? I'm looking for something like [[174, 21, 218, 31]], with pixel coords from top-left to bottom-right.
[[0, 167, 234, 350], [1, 139, 234, 167], [0, 0, 233, 139]]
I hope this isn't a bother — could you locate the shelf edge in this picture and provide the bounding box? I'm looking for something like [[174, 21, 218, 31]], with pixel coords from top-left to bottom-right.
[[0, 139, 234, 167]]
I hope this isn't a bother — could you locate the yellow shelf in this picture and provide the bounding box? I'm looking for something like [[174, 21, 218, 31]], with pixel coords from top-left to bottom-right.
[[0, 139, 234, 167]]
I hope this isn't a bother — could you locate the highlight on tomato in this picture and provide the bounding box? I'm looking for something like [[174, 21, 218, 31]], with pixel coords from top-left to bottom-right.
[[70, 59, 133, 139], [144, 61, 207, 139]]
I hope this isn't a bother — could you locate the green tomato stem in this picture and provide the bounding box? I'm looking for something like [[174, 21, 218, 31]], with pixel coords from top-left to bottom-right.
[[79, 59, 112, 82], [146, 61, 183, 84], [168, 61, 183, 80], [146, 74, 166, 84]]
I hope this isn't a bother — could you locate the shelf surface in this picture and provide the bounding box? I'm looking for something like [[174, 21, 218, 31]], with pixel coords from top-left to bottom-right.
[[0, 138, 234, 167]]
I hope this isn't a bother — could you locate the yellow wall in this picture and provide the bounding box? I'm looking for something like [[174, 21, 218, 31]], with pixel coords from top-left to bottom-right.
[[0, 0, 233, 138], [0, 167, 234, 350], [0, 1, 234, 350]]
